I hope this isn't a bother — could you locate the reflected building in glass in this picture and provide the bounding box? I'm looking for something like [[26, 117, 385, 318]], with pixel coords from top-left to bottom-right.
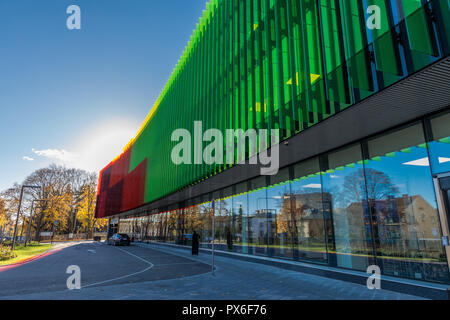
[[97, 0, 450, 284]]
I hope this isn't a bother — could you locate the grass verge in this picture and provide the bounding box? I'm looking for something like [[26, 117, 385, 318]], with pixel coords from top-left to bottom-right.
[[0, 243, 53, 266]]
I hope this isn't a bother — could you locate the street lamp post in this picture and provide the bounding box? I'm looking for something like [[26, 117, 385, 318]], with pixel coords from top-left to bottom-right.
[[12, 185, 41, 251], [211, 199, 215, 276], [24, 200, 37, 247]]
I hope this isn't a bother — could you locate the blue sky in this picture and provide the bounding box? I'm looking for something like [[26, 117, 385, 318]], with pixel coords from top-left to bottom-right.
[[0, 0, 206, 191]]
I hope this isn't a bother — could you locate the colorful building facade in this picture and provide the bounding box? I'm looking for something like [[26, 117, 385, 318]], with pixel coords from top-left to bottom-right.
[[97, 0, 450, 284]]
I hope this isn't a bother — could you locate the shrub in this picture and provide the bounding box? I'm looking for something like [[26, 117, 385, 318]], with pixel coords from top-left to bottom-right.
[[0, 245, 17, 261]]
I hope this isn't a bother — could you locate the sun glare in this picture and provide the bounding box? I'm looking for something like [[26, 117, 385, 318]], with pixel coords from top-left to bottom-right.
[[73, 119, 140, 173]]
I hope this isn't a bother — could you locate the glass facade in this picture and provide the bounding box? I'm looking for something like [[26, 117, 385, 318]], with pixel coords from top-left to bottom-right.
[[119, 110, 450, 284]]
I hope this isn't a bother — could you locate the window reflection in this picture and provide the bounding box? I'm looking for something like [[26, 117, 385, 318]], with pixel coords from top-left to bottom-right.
[[199, 201, 212, 249], [322, 144, 374, 271], [290, 158, 327, 262], [366, 123, 449, 282], [213, 188, 234, 252], [248, 176, 268, 256], [231, 183, 248, 253], [167, 210, 177, 243], [267, 168, 293, 259]]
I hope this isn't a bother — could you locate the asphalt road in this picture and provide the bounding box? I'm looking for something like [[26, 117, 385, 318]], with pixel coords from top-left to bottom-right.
[[0, 241, 211, 298]]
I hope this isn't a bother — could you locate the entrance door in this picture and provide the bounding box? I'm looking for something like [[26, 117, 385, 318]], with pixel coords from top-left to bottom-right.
[[433, 174, 450, 271]]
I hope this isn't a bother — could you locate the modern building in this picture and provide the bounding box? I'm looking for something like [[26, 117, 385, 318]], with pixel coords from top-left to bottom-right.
[[96, 0, 450, 284]]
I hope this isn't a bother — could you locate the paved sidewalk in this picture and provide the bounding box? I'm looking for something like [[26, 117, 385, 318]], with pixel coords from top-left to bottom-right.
[[2, 242, 424, 300]]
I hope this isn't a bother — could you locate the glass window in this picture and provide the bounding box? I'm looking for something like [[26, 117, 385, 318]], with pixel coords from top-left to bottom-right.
[[155, 212, 167, 242], [174, 209, 185, 244], [149, 215, 157, 241], [248, 176, 268, 256], [429, 111, 450, 174], [232, 182, 248, 254], [212, 191, 224, 250], [322, 144, 374, 271], [199, 201, 212, 249], [180, 207, 195, 245], [216, 188, 233, 252], [267, 168, 294, 259], [166, 210, 177, 243], [290, 157, 327, 262], [400, 0, 436, 57], [188, 204, 203, 245], [366, 123, 449, 283]]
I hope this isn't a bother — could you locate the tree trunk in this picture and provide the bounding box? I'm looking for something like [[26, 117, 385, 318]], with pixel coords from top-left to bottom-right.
[[34, 213, 44, 242]]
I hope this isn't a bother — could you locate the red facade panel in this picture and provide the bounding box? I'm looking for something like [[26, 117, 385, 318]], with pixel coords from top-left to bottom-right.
[[108, 148, 131, 188], [95, 148, 148, 218], [121, 158, 148, 212]]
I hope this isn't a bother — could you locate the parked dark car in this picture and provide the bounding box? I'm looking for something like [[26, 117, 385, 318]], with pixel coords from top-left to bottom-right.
[[108, 233, 131, 246]]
